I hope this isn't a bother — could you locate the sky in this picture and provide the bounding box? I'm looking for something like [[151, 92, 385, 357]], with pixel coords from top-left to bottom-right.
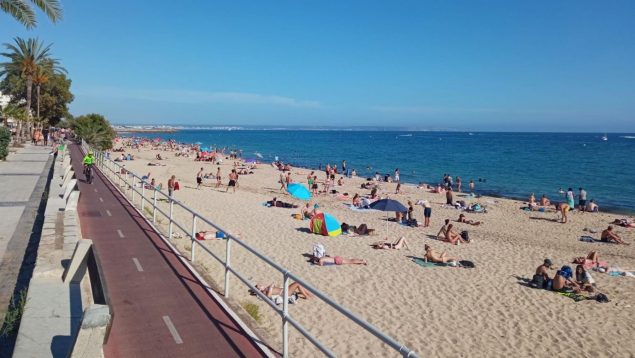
[[2, 0, 634, 131]]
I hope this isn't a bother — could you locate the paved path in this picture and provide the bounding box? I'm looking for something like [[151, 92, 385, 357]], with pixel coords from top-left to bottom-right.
[[69, 145, 267, 358], [0, 144, 52, 322]]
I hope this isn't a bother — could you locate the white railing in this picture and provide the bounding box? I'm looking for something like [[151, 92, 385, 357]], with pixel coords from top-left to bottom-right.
[[83, 142, 418, 358]]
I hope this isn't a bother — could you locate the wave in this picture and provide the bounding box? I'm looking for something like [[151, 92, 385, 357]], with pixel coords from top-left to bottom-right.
[[621, 136, 635, 139]]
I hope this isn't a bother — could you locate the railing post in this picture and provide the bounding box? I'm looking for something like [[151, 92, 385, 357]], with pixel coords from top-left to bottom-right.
[[152, 189, 157, 224], [191, 215, 197, 262], [141, 181, 146, 212], [168, 199, 174, 240], [131, 176, 136, 203], [224, 238, 231, 297], [282, 272, 290, 358]]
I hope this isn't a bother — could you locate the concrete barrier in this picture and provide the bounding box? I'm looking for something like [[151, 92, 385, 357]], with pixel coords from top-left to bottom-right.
[[63, 178, 78, 201], [63, 240, 93, 284], [62, 170, 76, 190], [66, 191, 80, 211], [69, 304, 111, 358], [62, 161, 72, 179]]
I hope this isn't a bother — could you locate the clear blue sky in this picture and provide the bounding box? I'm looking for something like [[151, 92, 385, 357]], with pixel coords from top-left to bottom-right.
[[3, 0, 634, 131]]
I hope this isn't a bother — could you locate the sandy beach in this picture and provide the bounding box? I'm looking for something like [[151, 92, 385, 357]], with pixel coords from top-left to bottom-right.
[[112, 142, 635, 358]]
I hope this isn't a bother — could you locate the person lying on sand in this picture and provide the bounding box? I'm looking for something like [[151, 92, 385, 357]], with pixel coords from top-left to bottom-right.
[[601, 226, 629, 244], [457, 214, 481, 226], [341, 223, 375, 236], [573, 251, 600, 267], [318, 256, 367, 266], [267, 197, 298, 208], [372, 237, 409, 250], [423, 244, 457, 263], [254, 282, 314, 300], [552, 266, 580, 293], [612, 218, 635, 227]]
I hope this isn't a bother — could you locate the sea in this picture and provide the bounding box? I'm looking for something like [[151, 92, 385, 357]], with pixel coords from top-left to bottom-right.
[[121, 129, 635, 213]]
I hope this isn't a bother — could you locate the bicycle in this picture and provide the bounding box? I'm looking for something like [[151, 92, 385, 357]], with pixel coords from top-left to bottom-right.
[[84, 164, 93, 184]]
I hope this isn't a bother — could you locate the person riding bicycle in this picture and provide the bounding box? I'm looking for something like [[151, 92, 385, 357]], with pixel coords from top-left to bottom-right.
[[83, 151, 95, 168], [83, 151, 95, 179]]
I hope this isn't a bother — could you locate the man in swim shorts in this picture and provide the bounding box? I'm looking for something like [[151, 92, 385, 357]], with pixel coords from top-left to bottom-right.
[[578, 187, 587, 211], [226, 169, 238, 193], [196, 167, 204, 189]]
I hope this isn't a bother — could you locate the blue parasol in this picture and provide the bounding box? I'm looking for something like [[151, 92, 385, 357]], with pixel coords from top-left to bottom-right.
[[287, 183, 312, 201]]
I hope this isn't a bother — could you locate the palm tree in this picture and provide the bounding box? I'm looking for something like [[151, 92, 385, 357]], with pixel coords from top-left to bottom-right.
[[0, 37, 62, 140], [33, 59, 66, 127], [1, 0, 63, 29]]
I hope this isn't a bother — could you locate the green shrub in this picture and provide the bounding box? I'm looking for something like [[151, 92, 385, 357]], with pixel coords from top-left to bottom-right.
[[0, 126, 11, 161]]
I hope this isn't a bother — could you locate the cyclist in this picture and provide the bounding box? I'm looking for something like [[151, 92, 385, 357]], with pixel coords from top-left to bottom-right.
[[83, 151, 95, 183]]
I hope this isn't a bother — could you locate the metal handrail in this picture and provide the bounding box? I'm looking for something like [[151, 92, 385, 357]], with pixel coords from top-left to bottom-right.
[[86, 144, 418, 358]]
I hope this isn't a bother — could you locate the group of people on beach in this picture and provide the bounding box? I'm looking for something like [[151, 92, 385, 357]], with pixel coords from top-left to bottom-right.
[[111, 137, 631, 309]]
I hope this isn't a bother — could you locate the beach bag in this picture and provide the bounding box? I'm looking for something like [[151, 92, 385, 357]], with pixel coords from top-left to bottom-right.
[[313, 243, 325, 259], [460, 231, 470, 242], [459, 260, 476, 269], [292, 213, 302, 220]]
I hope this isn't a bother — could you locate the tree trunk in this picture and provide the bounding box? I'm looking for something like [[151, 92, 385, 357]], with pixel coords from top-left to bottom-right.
[[22, 78, 33, 143], [36, 84, 41, 124]]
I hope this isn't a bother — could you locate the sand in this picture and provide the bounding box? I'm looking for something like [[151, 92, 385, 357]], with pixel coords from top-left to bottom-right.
[[111, 143, 635, 357]]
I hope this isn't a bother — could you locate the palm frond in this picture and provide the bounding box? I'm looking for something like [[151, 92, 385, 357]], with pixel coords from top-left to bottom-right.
[[0, 0, 36, 29], [29, 0, 62, 22]]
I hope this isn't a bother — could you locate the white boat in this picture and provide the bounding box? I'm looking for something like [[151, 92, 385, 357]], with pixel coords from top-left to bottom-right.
[[601, 133, 608, 141]]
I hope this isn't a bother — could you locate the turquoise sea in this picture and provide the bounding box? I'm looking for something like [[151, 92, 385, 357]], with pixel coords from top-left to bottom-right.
[[123, 130, 635, 213]]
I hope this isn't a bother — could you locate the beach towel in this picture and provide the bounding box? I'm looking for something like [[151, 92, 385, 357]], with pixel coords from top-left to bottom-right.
[[412, 258, 446, 268], [579, 235, 596, 242], [558, 292, 589, 302], [344, 204, 377, 212]]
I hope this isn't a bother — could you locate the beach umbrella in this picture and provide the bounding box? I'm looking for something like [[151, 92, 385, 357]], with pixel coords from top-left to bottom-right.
[[369, 198, 408, 237], [287, 183, 311, 201], [369, 199, 408, 212], [310, 212, 342, 236]]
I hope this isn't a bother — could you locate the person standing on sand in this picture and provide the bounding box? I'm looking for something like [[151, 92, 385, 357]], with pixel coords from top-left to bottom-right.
[[342, 160, 347, 175], [446, 187, 454, 205], [558, 203, 570, 223], [578, 188, 587, 211], [226, 169, 238, 193], [394, 168, 400, 183], [566, 188, 575, 208], [469, 179, 475, 193], [421, 200, 432, 227], [196, 167, 204, 189], [215, 167, 222, 188], [456, 176, 462, 192], [168, 175, 176, 197], [279, 173, 286, 192]]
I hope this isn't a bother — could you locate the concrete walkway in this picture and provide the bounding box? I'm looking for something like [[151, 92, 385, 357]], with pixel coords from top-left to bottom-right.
[[0, 144, 53, 322], [69, 144, 268, 358]]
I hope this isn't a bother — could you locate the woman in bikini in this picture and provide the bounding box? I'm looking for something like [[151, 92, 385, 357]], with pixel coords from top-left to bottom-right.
[[372, 237, 409, 250], [457, 214, 481, 226]]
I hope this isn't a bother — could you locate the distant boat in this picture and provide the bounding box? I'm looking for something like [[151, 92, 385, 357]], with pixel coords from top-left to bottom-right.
[[601, 133, 608, 141]]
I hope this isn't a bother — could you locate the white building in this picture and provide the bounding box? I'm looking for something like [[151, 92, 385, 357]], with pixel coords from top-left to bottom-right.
[[0, 91, 10, 108]]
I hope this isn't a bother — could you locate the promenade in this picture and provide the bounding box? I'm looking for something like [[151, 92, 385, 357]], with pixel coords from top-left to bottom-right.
[[0, 144, 53, 323], [68, 144, 267, 357]]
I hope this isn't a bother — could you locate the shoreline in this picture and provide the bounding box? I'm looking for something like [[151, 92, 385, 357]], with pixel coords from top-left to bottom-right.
[[116, 133, 635, 216]]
